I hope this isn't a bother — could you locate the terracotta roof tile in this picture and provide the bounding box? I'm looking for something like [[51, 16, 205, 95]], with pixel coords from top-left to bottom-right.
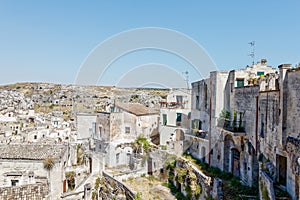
[[0, 144, 67, 160]]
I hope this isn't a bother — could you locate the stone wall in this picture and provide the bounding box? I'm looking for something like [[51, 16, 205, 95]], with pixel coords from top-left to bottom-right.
[[102, 171, 136, 200], [260, 169, 275, 200], [234, 86, 260, 186], [77, 114, 97, 140], [210, 71, 230, 170], [173, 157, 220, 199], [258, 91, 280, 163], [0, 183, 48, 200], [286, 136, 300, 199], [191, 78, 210, 133], [233, 86, 259, 148], [281, 68, 300, 199], [96, 112, 110, 142], [185, 135, 209, 163], [136, 114, 159, 139], [284, 70, 300, 139]]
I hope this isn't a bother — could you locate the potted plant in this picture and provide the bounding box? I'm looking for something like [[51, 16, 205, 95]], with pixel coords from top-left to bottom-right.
[[232, 111, 237, 131], [218, 110, 230, 128]]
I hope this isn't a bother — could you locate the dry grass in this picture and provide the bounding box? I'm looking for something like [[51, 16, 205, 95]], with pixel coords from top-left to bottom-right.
[[124, 176, 175, 200]]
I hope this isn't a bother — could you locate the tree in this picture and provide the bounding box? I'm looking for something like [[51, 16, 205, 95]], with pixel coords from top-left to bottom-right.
[[43, 157, 55, 196], [43, 157, 55, 170]]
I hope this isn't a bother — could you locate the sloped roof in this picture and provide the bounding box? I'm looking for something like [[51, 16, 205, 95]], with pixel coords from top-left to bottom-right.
[[0, 144, 67, 160], [116, 103, 159, 116]]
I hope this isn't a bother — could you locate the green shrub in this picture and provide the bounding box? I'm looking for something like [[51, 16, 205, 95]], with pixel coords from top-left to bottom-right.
[[134, 192, 142, 200], [220, 109, 230, 119]]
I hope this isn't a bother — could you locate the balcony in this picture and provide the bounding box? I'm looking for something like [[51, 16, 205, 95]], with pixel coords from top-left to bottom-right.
[[185, 129, 208, 141], [217, 118, 246, 136], [159, 101, 186, 109]]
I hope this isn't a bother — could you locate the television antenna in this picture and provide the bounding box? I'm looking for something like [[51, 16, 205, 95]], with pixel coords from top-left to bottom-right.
[[248, 41, 255, 65], [182, 70, 189, 89]]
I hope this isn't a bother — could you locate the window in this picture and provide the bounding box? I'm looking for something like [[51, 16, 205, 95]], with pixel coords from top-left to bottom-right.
[[92, 122, 96, 135], [257, 71, 264, 76], [192, 119, 202, 130], [162, 114, 167, 125], [99, 126, 102, 138], [125, 127, 130, 134], [196, 96, 200, 110], [260, 114, 264, 138], [176, 113, 182, 122], [116, 153, 120, 164], [204, 83, 208, 109], [11, 180, 19, 186], [176, 96, 183, 104], [236, 79, 244, 87], [110, 106, 115, 113], [34, 135, 37, 140]]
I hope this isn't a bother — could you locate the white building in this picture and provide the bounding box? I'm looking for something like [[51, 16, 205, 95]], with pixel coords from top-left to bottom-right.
[[159, 89, 191, 146]]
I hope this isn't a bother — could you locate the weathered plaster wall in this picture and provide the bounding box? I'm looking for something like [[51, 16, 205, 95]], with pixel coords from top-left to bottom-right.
[[233, 86, 259, 150], [136, 114, 159, 138], [77, 114, 97, 140], [258, 91, 280, 162], [96, 112, 110, 142], [284, 70, 300, 138], [186, 135, 209, 163], [191, 78, 210, 132], [210, 71, 229, 169]]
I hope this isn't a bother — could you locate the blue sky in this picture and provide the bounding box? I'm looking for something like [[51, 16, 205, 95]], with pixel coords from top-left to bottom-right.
[[0, 1, 299, 86]]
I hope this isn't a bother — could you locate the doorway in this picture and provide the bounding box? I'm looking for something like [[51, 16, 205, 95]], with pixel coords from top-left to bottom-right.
[[276, 154, 287, 186], [232, 148, 240, 177]]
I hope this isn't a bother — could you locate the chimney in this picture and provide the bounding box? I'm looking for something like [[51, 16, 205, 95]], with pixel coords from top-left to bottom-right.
[[278, 64, 291, 82]]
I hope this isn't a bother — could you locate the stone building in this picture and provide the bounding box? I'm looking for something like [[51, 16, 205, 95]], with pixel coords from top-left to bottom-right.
[[0, 144, 68, 199], [189, 59, 277, 187], [258, 65, 300, 199], [188, 71, 228, 164], [96, 102, 159, 168], [77, 102, 159, 168], [76, 113, 97, 141], [159, 89, 191, 155]]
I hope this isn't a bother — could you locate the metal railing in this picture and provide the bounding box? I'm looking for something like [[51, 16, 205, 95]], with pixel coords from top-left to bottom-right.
[[186, 130, 208, 139], [217, 119, 245, 132]]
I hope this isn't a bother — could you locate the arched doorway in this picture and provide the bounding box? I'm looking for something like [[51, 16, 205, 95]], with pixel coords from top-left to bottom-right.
[[224, 134, 234, 172]]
